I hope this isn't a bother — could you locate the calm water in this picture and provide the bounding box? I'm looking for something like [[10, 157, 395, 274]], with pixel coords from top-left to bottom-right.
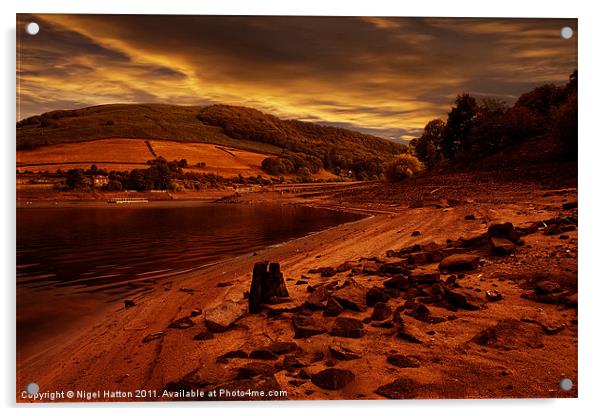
[[17, 203, 362, 354]]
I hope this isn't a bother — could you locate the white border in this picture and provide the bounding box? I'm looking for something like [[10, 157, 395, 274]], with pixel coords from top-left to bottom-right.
[[2, 1, 601, 415]]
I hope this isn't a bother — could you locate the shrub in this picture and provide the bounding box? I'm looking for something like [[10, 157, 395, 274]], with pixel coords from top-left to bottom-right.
[[384, 154, 424, 182]]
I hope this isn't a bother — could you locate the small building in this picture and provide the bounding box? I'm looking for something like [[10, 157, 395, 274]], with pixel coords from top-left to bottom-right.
[[93, 175, 109, 188]]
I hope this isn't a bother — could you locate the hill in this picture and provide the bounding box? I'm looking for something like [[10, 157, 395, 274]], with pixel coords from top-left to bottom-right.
[[17, 103, 406, 179]]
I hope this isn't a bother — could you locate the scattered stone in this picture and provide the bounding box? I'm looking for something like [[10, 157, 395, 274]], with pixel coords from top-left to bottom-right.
[[396, 329, 423, 344], [329, 317, 365, 338], [304, 285, 329, 310], [329, 345, 361, 360], [249, 349, 279, 360], [332, 278, 367, 312], [562, 200, 578, 210], [486, 290, 503, 302], [521, 317, 566, 335], [298, 369, 311, 380], [535, 280, 562, 294], [404, 302, 445, 324], [189, 308, 202, 317], [409, 268, 440, 285], [411, 230, 421, 237], [323, 297, 345, 317], [217, 281, 234, 287], [375, 377, 420, 399], [168, 316, 195, 329], [295, 280, 308, 285], [142, 331, 164, 343], [289, 380, 306, 387], [311, 368, 355, 390], [488, 222, 521, 244], [464, 214, 476, 220], [439, 254, 480, 272], [445, 290, 480, 311], [267, 341, 298, 355], [283, 355, 305, 371], [383, 276, 409, 291], [221, 349, 248, 359], [204, 300, 247, 332], [471, 318, 544, 350], [292, 315, 328, 339], [124, 299, 135, 308], [193, 330, 214, 341], [490, 237, 516, 256], [335, 261, 360, 274], [371, 320, 395, 329], [407, 251, 431, 265], [379, 261, 408, 275], [386, 354, 420, 368], [371, 302, 392, 321]]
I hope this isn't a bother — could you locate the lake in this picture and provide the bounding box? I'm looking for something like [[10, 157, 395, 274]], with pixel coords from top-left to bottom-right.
[[16, 202, 363, 356]]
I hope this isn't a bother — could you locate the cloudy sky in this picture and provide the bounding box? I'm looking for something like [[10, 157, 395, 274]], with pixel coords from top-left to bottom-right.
[[17, 14, 577, 142]]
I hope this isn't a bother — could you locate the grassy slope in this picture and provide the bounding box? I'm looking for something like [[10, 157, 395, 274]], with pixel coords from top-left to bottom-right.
[[17, 104, 283, 155], [17, 104, 405, 162]]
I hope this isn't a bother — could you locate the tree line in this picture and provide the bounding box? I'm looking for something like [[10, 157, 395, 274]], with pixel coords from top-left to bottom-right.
[[410, 70, 577, 169]]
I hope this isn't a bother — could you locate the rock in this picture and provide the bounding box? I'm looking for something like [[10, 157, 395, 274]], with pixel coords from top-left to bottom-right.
[[407, 251, 431, 265], [396, 329, 423, 344], [329, 317, 365, 338], [332, 278, 367, 312], [124, 299, 135, 308], [329, 345, 361, 360], [375, 377, 420, 399], [249, 349, 279, 360], [366, 287, 391, 306], [193, 330, 215, 341], [386, 354, 420, 368], [379, 261, 408, 275], [488, 222, 521, 244], [408, 268, 440, 285], [323, 297, 344, 317], [464, 214, 476, 220], [292, 315, 328, 339], [438, 254, 480, 272], [168, 316, 195, 329], [411, 230, 421, 237], [445, 290, 480, 311], [216, 281, 234, 287], [471, 318, 544, 350], [535, 280, 562, 294], [295, 280, 308, 285], [490, 237, 516, 256], [283, 355, 305, 371], [249, 261, 290, 314], [142, 331, 164, 343], [221, 349, 248, 359], [204, 300, 247, 332], [267, 341, 298, 355], [485, 290, 503, 302], [404, 302, 445, 324], [298, 369, 311, 380], [311, 368, 355, 390], [235, 362, 279, 380], [562, 200, 578, 210], [371, 302, 392, 321], [335, 261, 360, 274], [383, 276, 409, 291], [304, 285, 329, 310], [371, 320, 395, 329], [189, 308, 202, 317]]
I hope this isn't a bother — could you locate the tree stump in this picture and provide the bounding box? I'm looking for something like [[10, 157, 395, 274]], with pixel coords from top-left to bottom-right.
[[249, 261, 290, 314]]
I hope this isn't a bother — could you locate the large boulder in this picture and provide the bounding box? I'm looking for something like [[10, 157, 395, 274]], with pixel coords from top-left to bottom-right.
[[371, 302, 392, 321], [490, 237, 516, 256], [304, 285, 330, 310], [311, 368, 355, 390], [375, 377, 420, 399], [438, 254, 479, 272], [386, 354, 420, 368], [204, 300, 246, 332], [366, 286, 391, 306], [471, 318, 544, 350], [323, 297, 344, 317], [332, 278, 367, 312], [383, 276, 409, 291]]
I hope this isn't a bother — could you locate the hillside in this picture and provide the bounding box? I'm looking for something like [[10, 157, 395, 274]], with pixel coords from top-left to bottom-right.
[[17, 103, 406, 179]]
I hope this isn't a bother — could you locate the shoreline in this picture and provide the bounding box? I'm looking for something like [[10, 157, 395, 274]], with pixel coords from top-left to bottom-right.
[[16, 183, 578, 401]]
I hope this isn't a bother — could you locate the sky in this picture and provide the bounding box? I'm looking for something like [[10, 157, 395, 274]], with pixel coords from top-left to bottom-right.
[[17, 14, 577, 143]]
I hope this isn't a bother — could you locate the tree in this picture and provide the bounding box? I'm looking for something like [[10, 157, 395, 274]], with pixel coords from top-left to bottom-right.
[[443, 94, 478, 160], [384, 154, 424, 182], [65, 169, 85, 189], [413, 119, 445, 168]]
